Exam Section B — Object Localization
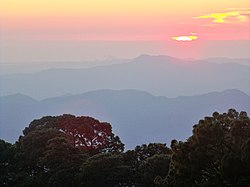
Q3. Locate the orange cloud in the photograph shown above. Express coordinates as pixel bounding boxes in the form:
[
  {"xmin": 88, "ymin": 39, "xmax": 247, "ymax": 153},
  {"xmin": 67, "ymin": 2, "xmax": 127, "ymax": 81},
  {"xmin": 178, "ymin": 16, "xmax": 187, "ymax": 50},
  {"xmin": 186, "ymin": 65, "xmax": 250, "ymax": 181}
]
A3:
[{"xmin": 195, "ymin": 10, "xmax": 250, "ymax": 23}]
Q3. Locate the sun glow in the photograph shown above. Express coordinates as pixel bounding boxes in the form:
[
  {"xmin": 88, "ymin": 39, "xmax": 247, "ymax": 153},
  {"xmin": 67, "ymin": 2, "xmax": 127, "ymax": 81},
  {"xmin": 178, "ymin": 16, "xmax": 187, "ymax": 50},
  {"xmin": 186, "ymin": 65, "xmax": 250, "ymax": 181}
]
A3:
[
  {"xmin": 172, "ymin": 35, "xmax": 198, "ymax": 42},
  {"xmin": 1, "ymin": 0, "xmax": 249, "ymax": 41}
]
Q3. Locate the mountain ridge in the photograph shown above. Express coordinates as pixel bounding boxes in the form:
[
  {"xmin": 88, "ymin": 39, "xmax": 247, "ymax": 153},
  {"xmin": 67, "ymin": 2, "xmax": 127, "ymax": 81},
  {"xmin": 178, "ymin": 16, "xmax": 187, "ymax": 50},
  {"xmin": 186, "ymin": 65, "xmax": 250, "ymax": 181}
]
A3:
[
  {"xmin": 1, "ymin": 89, "xmax": 249, "ymax": 149},
  {"xmin": 1, "ymin": 55, "xmax": 249, "ymax": 100}
]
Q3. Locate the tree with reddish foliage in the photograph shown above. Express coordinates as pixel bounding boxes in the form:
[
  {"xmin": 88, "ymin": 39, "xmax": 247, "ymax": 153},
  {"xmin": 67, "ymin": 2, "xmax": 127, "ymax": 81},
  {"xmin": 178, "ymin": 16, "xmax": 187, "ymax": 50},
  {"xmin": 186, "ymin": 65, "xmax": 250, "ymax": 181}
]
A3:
[
  {"xmin": 14, "ymin": 114, "xmax": 124, "ymax": 186},
  {"xmin": 23, "ymin": 114, "xmax": 124, "ymax": 153},
  {"xmin": 54, "ymin": 114, "xmax": 124, "ymax": 153}
]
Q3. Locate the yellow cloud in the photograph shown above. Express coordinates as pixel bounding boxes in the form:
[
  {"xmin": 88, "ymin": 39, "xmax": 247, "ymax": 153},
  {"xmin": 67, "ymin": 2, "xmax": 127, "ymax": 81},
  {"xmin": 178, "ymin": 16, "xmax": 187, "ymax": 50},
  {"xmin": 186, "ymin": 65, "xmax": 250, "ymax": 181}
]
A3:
[
  {"xmin": 195, "ymin": 10, "xmax": 250, "ymax": 23},
  {"xmin": 172, "ymin": 35, "xmax": 198, "ymax": 42}
]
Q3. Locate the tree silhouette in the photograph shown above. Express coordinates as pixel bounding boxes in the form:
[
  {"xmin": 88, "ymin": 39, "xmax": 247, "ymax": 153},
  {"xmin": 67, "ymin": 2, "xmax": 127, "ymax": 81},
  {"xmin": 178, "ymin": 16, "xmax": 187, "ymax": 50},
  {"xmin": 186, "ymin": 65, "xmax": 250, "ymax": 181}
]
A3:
[
  {"xmin": 23, "ymin": 114, "xmax": 124, "ymax": 153},
  {"xmin": 1, "ymin": 109, "xmax": 249, "ymax": 187},
  {"xmin": 123, "ymin": 143, "xmax": 172, "ymax": 186},
  {"xmin": 79, "ymin": 153, "xmax": 132, "ymax": 186},
  {"xmin": 156, "ymin": 109, "xmax": 250, "ymax": 187},
  {"xmin": 0, "ymin": 139, "xmax": 16, "ymax": 186},
  {"xmin": 138, "ymin": 154, "xmax": 171, "ymax": 186},
  {"xmin": 14, "ymin": 114, "xmax": 124, "ymax": 186}
]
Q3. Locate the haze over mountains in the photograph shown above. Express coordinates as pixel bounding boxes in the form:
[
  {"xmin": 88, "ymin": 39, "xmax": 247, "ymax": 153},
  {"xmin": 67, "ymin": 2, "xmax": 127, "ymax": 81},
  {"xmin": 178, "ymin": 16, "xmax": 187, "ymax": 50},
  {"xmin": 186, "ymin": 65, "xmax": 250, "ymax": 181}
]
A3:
[
  {"xmin": 1, "ymin": 89, "xmax": 249, "ymax": 149},
  {"xmin": 0, "ymin": 55, "xmax": 249, "ymax": 148},
  {"xmin": 0, "ymin": 55, "xmax": 249, "ymax": 100},
  {"xmin": 205, "ymin": 57, "xmax": 250, "ymax": 66}
]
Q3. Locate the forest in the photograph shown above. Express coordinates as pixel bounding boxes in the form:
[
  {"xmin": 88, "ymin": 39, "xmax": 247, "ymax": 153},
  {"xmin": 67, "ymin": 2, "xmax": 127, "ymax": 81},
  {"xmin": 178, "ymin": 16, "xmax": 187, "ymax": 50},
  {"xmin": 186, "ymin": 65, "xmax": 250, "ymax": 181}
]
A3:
[{"xmin": 0, "ymin": 108, "xmax": 250, "ymax": 187}]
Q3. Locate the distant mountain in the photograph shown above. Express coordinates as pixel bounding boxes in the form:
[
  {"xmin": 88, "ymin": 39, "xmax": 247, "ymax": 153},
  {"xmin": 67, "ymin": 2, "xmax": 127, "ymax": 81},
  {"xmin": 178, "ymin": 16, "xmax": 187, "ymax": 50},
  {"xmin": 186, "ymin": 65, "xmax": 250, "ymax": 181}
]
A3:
[
  {"xmin": 0, "ymin": 89, "xmax": 249, "ymax": 149},
  {"xmin": 205, "ymin": 57, "xmax": 250, "ymax": 66},
  {"xmin": 0, "ymin": 55, "xmax": 249, "ymax": 100}
]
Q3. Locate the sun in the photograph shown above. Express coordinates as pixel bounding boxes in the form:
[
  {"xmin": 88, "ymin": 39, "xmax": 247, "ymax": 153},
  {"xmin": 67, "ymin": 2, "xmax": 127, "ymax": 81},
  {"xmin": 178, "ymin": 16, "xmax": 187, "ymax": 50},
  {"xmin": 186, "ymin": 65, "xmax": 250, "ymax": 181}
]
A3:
[{"xmin": 172, "ymin": 33, "xmax": 198, "ymax": 42}]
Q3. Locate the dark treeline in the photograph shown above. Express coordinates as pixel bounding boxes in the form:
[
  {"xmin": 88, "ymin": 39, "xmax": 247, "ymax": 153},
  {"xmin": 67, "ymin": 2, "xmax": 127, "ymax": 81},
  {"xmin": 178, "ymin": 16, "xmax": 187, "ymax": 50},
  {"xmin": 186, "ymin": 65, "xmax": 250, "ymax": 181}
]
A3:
[{"xmin": 1, "ymin": 109, "xmax": 250, "ymax": 187}]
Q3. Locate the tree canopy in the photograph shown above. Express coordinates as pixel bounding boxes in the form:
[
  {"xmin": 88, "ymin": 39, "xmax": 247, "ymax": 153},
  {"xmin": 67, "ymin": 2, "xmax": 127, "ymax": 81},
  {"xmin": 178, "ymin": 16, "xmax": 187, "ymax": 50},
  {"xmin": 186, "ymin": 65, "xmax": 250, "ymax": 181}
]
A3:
[
  {"xmin": 22, "ymin": 114, "xmax": 124, "ymax": 153},
  {"xmin": 0, "ymin": 109, "xmax": 249, "ymax": 187},
  {"xmin": 156, "ymin": 109, "xmax": 250, "ymax": 187}
]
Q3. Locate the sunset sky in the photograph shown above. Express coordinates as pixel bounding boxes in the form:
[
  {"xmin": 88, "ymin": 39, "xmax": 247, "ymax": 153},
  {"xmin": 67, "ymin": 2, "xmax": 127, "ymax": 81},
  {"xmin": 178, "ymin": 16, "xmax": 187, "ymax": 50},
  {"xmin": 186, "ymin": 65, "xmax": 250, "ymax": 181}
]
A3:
[{"xmin": 0, "ymin": 0, "xmax": 249, "ymax": 72}]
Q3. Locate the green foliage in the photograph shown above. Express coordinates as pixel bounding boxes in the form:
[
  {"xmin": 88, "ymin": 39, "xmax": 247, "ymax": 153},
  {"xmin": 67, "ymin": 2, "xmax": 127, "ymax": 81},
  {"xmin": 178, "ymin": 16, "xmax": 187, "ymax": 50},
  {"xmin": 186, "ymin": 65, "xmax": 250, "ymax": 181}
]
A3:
[
  {"xmin": 0, "ymin": 139, "xmax": 16, "ymax": 186},
  {"xmin": 23, "ymin": 114, "xmax": 124, "ymax": 153},
  {"xmin": 41, "ymin": 137, "xmax": 88, "ymax": 170},
  {"xmin": 160, "ymin": 109, "xmax": 250, "ymax": 187},
  {"xmin": 123, "ymin": 143, "xmax": 172, "ymax": 186},
  {"xmin": 124, "ymin": 143, "xmax": 171, "ymax": 167},
  {"xmin": 1, "ymin": 109, "xmax": 249, "ymax": 187},
  {"xmin": 10, "ymin": 114, "xmax": 124, "ymax": 186},
  {"xmin": 16, "ymin": 128, "xmax": 62, "ymax": 172},
  {"xmin": 47, "ymin": 168, "xmax": 77, "ymax": 187},
  {"xmin": 138, "ymin": 154, "xmax": 171, "ymax": 186},
  {"xmin": 79, "ymin": 153, "xmax": 132, "ymax": 186}
]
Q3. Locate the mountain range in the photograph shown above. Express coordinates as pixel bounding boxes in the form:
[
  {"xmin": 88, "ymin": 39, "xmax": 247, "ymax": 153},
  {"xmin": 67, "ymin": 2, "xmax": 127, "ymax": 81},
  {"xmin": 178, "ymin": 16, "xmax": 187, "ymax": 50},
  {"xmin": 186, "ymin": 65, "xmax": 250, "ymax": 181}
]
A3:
[
  {"xmin": 1, "ymin": 89, "xmax": 249, "ymax": 149},
  {"xmin": 1, "ymin": 55, "xmax": 249, "ymax": 100}
]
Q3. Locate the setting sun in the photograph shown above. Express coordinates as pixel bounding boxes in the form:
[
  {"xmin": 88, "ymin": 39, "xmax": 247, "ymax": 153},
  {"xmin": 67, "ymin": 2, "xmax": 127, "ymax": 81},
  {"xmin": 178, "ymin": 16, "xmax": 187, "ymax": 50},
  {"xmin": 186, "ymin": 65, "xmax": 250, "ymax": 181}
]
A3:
[{"xmin": 172, "ymin": 35, "xmax": 198, "ymax": 42}]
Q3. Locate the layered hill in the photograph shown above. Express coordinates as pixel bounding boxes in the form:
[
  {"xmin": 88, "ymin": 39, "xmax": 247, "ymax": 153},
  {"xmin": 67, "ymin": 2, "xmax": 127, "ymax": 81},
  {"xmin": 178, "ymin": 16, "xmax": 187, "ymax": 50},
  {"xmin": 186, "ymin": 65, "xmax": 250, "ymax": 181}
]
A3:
[
  {"xmin": 1, "ymin": 89, "xmax": 249, "ymax": 149},
  {"xmin": 1, "ymin": 55, "xmax": 249, "ymax": 99}
]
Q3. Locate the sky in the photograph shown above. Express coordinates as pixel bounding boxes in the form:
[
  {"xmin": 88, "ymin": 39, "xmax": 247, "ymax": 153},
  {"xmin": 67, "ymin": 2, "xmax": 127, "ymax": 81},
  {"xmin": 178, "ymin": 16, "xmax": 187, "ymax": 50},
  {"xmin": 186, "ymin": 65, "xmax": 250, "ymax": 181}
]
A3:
[{"xmin": 0, "ymin": 0, "xmax": 250, "ymax": 73}]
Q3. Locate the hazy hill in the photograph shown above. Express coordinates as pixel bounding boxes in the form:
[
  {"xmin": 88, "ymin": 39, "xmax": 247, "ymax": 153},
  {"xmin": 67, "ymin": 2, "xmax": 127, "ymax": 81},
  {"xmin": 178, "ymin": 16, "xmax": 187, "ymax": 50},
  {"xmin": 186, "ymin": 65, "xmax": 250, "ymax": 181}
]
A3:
[
  {"xmin": 1, "ymin": 55, "xmax": 249, "ymax": 100},
  {"xmin": 0, "ymin": 89, "xmax": 249, "ymax": 149},
  {"xmin": 205, "ymin": 57, "xmax": 250, "ymax": 66}
]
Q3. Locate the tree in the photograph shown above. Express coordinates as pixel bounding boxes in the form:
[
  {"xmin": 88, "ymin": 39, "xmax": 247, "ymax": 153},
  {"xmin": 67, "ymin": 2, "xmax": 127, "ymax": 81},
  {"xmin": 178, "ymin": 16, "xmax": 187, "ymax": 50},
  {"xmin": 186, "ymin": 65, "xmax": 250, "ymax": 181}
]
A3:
[
  {"xmin": 138, "ymin": 154, "xmax": 171, "ymax": 186},
  {"xmin": 123, "ymin": 143, "xmax": 172, "ymax": 186},
  {"xmin": 41, "ymin": 136, "xmax": 88, "ymax": 170},
  {"xmin": 124, "ymin": 143, "xmax": 171, "ymax": 166},
  {"xmin": 0, "ymin": 139, "xmax": 16, "ymax": 186},
  {"xmin": 15, "ymin": 114, "xmax": 124, "ymax": 186},
  {"xmin": 79, "ymin": 153, "xmax": 132, "ymax": 187},
  {"xmin": 23, "ymin": 115, "xmax": 124, "ymax": 153},
  {"xmin": 157, "ymin": 109, "xmax": 250, "ymax": 187}
]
